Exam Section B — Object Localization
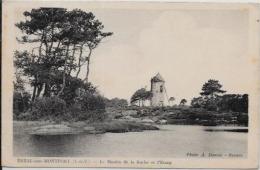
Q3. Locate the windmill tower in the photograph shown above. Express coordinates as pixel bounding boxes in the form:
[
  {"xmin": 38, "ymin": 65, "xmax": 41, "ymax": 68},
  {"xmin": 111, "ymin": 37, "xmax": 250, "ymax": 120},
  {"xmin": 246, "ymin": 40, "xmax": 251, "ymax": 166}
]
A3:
[{"xmin": 150, "ymin": 73, "xmax": 168, "ymax": 106}]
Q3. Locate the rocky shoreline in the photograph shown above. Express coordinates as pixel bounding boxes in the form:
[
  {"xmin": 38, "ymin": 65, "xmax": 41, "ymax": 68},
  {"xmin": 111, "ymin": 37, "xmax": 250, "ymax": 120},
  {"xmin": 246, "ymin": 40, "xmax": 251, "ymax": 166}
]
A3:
[
  {"xmin": 13, "ymin": 106, "xmax": 248, "ymax": 136},
  {"xmin": 14, "ymin": 120, "xmax": 159, "ymax": 136},
  {"xmin": 106, "ymin": 106, "xmax": 248, "ymax": 126}
]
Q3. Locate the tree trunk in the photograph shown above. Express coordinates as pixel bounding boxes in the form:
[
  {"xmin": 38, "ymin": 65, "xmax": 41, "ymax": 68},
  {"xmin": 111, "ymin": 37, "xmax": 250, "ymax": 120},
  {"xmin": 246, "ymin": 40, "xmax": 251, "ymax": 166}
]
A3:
[
  {"xmin": 83, "ymin": 47, "xmax": 92, "ymax": 83},
  {"xmin": 36, "ymin": 84, "xmax": 43, "ymax": 97},
  {"xmin": 43, "ymin": 83, "xmax": 50, "ymax": 97},
  {"xmin": 31, "ymin": 85, "xmax": 37, "ymax": 102},
  {"xmin": 57, "ymin": 43, "xmax": 70, "ymax": 97},
  {"xmin": 53, "ymin": 40, "xmax": 61, "ymax": 58},
  {"xmin": 68, "ymin": 44, "xmax": 76, "ymax": 75},
  {"xmin": 48, "ymin": 22, "xmax": 55, "ymax": 53},
  {"xmin": 76, "ymin": 44, "xmax": 84, "ymax": 78}
]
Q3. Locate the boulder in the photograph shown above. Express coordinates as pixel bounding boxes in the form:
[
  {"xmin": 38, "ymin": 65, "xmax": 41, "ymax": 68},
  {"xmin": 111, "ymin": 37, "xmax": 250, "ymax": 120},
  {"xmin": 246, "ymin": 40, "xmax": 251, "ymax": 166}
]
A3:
[
  {"xmin": 158, "ymin": 119, "xmax": 167, "ymax": 124},
  {"xmin": 141, "ymin": 118, "xmax": 155, "ymax": 124},
  {"xmin": 83, "ymin": 126, "xmax": 95, "ymax": 131},
  {"xmin": 29, "ymin": 124, "xmax": 83, "ymax": 135},
  {"xmin": 83, "ymin": 126, "xmax": 105, "ymax": 134},
  {"xmin": 121, "ymin": 115, "xmax": 139, "ymax": 121},
  {"xmin": 122, "ymin": 110, "xmax": 138, "ymax": 116}
]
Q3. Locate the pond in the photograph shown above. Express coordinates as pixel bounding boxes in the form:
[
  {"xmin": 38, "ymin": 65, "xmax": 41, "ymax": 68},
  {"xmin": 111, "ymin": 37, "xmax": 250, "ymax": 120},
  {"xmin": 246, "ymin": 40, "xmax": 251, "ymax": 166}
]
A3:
[{"xmin": 14, "ymin": 125, "xmax": 247, "ymax": 158}]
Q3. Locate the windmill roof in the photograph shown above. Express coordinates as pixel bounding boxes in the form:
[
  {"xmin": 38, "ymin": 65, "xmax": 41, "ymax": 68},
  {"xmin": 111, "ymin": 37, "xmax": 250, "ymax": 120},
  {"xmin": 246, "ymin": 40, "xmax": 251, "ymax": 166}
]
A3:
[{"xmin": 151, "ymin": 73, "xmax": 165, "ymax": 82}]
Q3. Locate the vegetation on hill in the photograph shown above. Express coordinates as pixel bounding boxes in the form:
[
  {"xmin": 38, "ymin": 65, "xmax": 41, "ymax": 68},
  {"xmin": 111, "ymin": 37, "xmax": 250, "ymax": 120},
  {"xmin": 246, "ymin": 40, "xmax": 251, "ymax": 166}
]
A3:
[
  {"xmin": 191, "ymin": 79, "xmax": 248, "ymax": 113},
  {"xmin": 13, "ymin": 8, "xmax": 112, "ymax": 122}
]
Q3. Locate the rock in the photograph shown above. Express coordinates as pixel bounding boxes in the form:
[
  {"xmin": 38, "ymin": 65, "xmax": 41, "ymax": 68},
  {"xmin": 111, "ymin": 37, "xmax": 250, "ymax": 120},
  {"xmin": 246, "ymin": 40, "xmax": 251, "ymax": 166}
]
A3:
[
  {"xmin": 83, "ymin": 126, "xmax": 105, "ymax": 134},
  {"xmin": 114, "ymin": 114, "xmax": 123, "ymax": 119},
  {"xmin": 141, "ymin": 118, "xmax": 154, "ymax": 123},
  {"xmin": 29, "ymin": 124, "xmax": 83, "ymax": 135},
  {"xmin": 88, "ymin": 130, "xmax": 105, "ymax": 134},
  {"xmin": 92, "ymin": 120, "xmax": 159, "ymax": 133},
  {"xmin": 122, "ymin": 110, "xmax": 138, "ymax": 116},
  {"xmin": 83, "ymin": 126, "xmax": 95, "ymax": 131},
  {"xmin": 69, "ymin": 121, "xmax": 87, "ymax": 128},
  {"xmin": 157, "ymin": 119, "xmax": 167, "ymax": 124},
  {"xmin": 121, "ymin": 115, "xmax": 139, "ymax": 121}
]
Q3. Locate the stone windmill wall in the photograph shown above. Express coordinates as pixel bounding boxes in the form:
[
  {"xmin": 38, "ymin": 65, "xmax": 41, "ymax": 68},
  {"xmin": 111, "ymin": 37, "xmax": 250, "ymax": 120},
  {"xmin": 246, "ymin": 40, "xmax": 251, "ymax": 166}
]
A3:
[{"xmin": 150, "ymin": 73, "xmax": 166, "ymax": 106}]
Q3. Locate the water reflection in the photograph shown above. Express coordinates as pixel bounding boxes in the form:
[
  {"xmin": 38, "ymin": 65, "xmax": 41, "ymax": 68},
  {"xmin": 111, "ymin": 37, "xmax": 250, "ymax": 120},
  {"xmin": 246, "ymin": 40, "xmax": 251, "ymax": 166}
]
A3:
[
  {"xmin": 14, "ymin": 125, "xmax": 247, "ymax": 157},
  {"xmin": 204, "ymin": 129, "xmax": 248, "ymax": 133}
]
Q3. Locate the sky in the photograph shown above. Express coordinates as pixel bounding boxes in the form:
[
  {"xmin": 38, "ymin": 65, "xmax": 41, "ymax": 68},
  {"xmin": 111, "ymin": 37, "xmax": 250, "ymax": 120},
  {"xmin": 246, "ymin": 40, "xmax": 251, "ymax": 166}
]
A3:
[{"xmin": 14, "ymin": 5, "xmax": 252, "ymax": 104}]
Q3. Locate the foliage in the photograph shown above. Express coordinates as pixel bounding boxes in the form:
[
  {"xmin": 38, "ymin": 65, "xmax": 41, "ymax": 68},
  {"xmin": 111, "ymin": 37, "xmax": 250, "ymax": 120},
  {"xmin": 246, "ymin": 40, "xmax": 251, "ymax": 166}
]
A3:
[
  {"xmin": 15, "ymin": 8, "xmax": 112, "ymax": 101},
  {"xmin": 192, "ymin": 79, "xmax": 248, "ymax": 113},
  {"xmin": 191, "ymin": 93, "xmax": 248, "ymax": 113},
  {"xmin": 203, "ymin": 97, "xmax": 220, "ymax": 111},
  {"xmin": 13, "ymin": 72, "xmax": 32, "ymax": 118},
  {"xmin": 13, "ymin": 91, "xmax": 31, "ymax": 118},
  {"xmin": 169, "ymin": 97, "xmax": 175, "ymax": 101},
  {"xmin": 197, "ymin": 79, "xmax": 225, "ymax": 111},
  {"xmin": 13, "ymin": 8, "xmax": 113, "ymax": 122},
  {"xmin": 200, "ymin": 79, "xmax": 226, "ymax": 97},
  {"xmin": 30, "ymin": 96, "xmax": 67, "ymax": 120},
  {"xmin": 217, "ymin": 94, "xmax": 248, "ymax": 113},
  {"xmin": 179, "ymin": 99, "xmax": 187, "ymax": 105},
  {"xmin": 105, "ymin": 98, "xmax": 128, "ymax": 108},
  {"xmin": 237, "ymin": 112, "xmax": 248, "ymax": 126},
  {"xmin": 76, "ymin": 92, "xmax": 106, "ymax": 111},
  {"xmin": 168, "ymin": 97, "xmax": 175, "ymax": 105},
  {"xmin": 130, "ymin": 88, "xmax": 152, "ymax": 106},
  {"xmin": 191, "ymin": 97, "xmax": 205, "ymax": 108},
  {"xmin": 13, "ymin": 73, "xmax": 25, "ymax": 92},
  {"xmin": 48, "ymin": 72, "xmax": 96, "ymax": 105}
]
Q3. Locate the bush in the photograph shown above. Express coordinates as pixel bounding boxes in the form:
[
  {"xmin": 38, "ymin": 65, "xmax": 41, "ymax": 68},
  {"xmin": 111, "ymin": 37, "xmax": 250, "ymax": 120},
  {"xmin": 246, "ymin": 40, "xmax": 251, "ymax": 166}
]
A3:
[
  {"xmin": 104, "ymin": 98, "xmax": 128, "ymax": 108},
  {"xmin": 31, "ymin": 96, "xmax": 66, "ymax": 120},
  {"xmin": 64, "ymin": 92, "xmax": 106, "ymax": 122},
  {"xmin": 237, "ymin": 113, "xmax": 248, "ymax": 126},
  {"xmin": 16, "ymin": 92, "xmax": 106, "ymax": 122},
  {"xmin": 67, "ymin": 109, "xmax": 106, "ymax": 122},
  {"xmin": 77, "ymin": 92, "xmax": 106, "ymax": 111},
  {"xmin": 13, "ymin": 91, "xmax": 31, "ymax": 119}
]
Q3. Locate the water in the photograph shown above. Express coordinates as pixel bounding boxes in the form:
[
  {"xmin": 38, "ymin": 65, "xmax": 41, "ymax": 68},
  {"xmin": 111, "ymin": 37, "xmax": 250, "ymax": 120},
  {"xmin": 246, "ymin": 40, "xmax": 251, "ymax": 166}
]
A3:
[{"xmin": 14, "ymin": 125, "xmax": 247, "ymax": 158}]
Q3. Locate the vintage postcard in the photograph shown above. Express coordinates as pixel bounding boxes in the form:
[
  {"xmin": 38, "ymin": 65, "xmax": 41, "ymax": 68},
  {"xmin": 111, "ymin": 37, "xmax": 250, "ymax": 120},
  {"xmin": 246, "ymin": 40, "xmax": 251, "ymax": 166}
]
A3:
[{"xmin": 2, "ymin": 1, "xmax": 260, "ymax": 168}]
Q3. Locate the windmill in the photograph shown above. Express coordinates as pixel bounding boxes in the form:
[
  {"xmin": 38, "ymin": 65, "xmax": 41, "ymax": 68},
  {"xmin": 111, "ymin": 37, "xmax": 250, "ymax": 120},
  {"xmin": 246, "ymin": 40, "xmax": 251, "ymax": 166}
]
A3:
[{"xmin": 150, "ymin": 73, "xmax": 170, "ymax": 106}]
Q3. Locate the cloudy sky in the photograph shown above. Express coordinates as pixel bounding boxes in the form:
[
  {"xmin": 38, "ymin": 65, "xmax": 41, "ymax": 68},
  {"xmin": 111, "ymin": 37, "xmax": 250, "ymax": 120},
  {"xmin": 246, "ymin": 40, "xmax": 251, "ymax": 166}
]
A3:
[{"xmin": 14, "ymin": 5, "xmax": 252, "ymax": 104}]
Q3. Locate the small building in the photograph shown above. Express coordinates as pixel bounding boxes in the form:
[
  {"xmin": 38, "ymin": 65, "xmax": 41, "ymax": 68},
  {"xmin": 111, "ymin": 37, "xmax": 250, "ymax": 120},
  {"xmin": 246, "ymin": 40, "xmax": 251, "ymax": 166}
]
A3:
[{"xmin": 150, "ymin": 73, "xmax": 167, "ymax": 107}]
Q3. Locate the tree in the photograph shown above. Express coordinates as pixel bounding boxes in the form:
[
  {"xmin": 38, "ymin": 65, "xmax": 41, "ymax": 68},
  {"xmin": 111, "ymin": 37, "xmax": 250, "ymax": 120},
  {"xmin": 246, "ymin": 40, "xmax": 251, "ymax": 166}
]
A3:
[
  {"xmin": 179, "ymin": 99, "xmax": 187, "ymax": 105},
  {"xmin": 217, "ymin": 94, "xmax": 248, "ymax": 113},
  {"xmin": 169, "ymin": 97, "xmax": 175, "ymax": 106},
  {"xmin": 13, "ymin": 71, "xmax": 31, "ymax": 115},
  {"xmin": 191, "ymin": 97, "xmax": 205, "ymax": 108},
  {"xmin": 15, "ymin": 8, "xmax": 112, "ymax": 101},
  {"xmin": 15, "ymin": 8, "xmax": 68, "ymax": 99},
  {"xmin": 130, "ymin": 88, "xmax": 152, "ymax": 106},
  {"xmin": 200, "ymin": 79, "xmax": 226, "ymax": 98},
  {"xmin": 14, "ymin": 72, "xmax": 25, "ymax": 93},
  {"xmin": 199, "ymin": 79, "xmax": 226, "ymax": 111}
]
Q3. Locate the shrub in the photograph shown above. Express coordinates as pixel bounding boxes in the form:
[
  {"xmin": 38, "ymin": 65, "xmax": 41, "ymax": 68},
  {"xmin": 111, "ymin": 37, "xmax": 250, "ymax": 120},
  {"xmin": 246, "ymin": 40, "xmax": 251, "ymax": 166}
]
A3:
[
  {"xmin": 77, "ymin": 92, "xmax": 106, "ymax": 111},
  {"xmin": 31, "ymin": 96, "xmax": 66, "ymax": 120},
  {"xmin": 16, "ymin": 91, "xmax": 107, "ymax": 122},
  {"xmin": 13, "ymin": 91, "xmax": 31, "ymax": 119},
  {"xmin": 64, "ymin": 92, "xmax": 106, "ymax": 122},
  {"xmin": 237, "ymin": 113, "xmax": 248, "ymax": 126},
  {"xmin": 104, "ymin": 98, "xmax": 128, "ymax": 108},
  {"xmin": 67, "ymin": 109, "xmax": 106, "ymax": 122}
]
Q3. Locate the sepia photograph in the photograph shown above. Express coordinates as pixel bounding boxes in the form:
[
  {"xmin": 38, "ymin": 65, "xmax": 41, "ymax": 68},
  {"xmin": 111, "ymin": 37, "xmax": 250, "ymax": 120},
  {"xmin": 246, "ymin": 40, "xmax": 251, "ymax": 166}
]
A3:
[{"xmin": 2, "ymin": 1, "xmax": 260, "ymax": 168}]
